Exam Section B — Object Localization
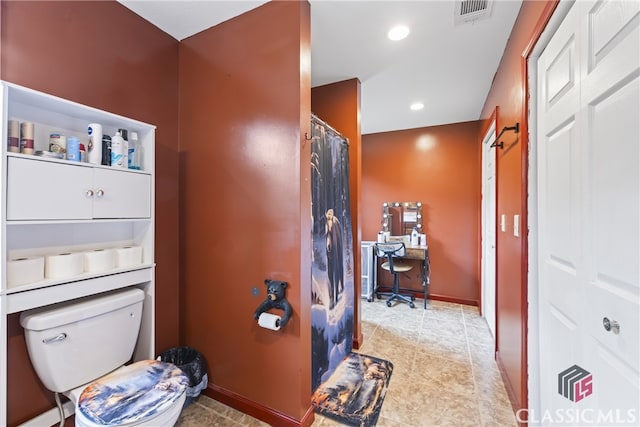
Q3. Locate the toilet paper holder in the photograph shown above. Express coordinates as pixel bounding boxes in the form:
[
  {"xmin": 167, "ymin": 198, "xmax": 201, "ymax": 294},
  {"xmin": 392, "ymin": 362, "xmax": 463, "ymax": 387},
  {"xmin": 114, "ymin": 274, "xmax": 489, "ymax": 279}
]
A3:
[{"xmin": 253, "ymin": 279, "xmax": 292, "ymax": 330}]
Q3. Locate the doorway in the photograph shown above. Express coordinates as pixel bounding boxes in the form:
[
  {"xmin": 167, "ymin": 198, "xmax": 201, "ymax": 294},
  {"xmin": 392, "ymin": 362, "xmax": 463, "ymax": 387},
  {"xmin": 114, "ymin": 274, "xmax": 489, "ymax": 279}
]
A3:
[{"xmin": 481, "ymin": 117, "xmax": 497, "ymax": 340}]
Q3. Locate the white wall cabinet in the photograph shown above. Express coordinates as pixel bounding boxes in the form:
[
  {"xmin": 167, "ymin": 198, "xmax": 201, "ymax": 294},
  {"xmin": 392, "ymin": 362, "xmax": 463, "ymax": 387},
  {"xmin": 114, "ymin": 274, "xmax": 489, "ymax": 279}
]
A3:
[
  {"xmin": 7, "ymin": 156, "xmax": 151, "ymax": 220},
  {"xmin": 0, "ymin": 81, "xmax": 156, "ymax": 426}
]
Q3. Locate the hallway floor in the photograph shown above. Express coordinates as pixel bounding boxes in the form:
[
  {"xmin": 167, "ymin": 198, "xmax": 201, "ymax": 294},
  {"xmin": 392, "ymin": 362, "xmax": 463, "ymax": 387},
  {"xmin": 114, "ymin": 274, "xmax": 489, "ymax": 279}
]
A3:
[{"xmin": 176, "ymin": 299, "xmax": 518, "ymax": 426}]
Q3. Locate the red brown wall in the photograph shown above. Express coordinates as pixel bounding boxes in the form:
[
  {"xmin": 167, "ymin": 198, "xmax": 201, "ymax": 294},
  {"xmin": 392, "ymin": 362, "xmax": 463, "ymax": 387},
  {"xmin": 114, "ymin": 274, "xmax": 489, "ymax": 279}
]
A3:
[
  {"xmin": 1, "ymin": 1, "xmax": 180, "ymax": 425},
  {"xmin": 178, "ymin": 1, "xmax": 312, "ymax": 424},
  {"xmin": 311, "ymin": 79, "xmax": 363, "ymax": 347},
  {"xmin": 479, "ymin": 0, "xmax": 557, "ymax": 417},
  {"xmin": 362, "ymin": 121, "xmax": 482, "ymax": 304}
]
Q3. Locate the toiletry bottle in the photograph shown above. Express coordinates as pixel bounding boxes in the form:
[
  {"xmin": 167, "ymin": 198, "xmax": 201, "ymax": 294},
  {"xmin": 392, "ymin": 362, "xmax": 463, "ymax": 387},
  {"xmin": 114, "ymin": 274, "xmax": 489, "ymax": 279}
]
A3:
[
  {"xmin": 110, "ymin": 131, "xmax": 125, "ymax": 167},
  {"xmin": 67, "ymin": 136, "xmax": 81, "ymax": 161},
  {"xmin": 118, "ymin": 128, "xmax": 129, "ymax": 169},
  {"xmin": 87, "ymin": 123, "xmax": 103, "ymax": 165},
  {"xmin": 101, "ymin": 135, "xmax": 112, "ymax": 166},
  {"xmin": 129, "ymin": 131, "xmax": 142, "ymax": 170},
  {"xmin": 411, "ymin": 227, "xmax": 419, "ymax": 246}
]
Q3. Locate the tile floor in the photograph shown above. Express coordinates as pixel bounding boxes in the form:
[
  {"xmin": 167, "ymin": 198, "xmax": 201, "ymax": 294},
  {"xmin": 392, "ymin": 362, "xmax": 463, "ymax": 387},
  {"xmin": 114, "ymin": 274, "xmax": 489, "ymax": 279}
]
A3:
[{"xmin": 176, "ymin": 299, "xmax": 518, "ymax": 426}]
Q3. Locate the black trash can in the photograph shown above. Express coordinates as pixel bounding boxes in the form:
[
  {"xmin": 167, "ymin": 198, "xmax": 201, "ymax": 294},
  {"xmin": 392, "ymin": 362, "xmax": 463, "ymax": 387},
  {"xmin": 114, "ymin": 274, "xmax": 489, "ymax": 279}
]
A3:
[{"xmin": 158, "ymin": 346, "xmax": 208, "ymax": 407}]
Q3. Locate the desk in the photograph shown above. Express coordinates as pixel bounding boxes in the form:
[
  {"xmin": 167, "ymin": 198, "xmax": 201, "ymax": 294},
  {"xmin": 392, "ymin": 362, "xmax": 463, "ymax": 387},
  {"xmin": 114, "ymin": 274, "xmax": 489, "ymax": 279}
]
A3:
[{"xmin": 374, "ymin": 244, "xmax": 430, "ymax": 309}]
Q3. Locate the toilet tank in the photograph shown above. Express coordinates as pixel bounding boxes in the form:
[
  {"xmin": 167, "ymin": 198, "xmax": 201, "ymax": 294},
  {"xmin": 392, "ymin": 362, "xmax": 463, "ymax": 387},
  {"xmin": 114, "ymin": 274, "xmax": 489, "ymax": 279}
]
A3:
[{"xmin": 20, "ymin": 287, "xmax": 145, "ymax": 393}]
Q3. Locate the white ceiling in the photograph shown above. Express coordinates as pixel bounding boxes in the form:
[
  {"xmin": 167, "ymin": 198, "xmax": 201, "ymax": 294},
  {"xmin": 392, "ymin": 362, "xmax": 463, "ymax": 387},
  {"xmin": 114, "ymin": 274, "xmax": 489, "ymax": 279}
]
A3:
[{"xmin": 118, "ymin": 0, "xmax": 522, "ymax": 135}]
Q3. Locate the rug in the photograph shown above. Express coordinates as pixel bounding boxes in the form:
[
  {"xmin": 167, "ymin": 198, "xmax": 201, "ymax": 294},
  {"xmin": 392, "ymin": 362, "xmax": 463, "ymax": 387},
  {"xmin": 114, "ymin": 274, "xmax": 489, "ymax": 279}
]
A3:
[{"xmin": 311, "ymin": 352, "xmax": 393, "ymax": 427}]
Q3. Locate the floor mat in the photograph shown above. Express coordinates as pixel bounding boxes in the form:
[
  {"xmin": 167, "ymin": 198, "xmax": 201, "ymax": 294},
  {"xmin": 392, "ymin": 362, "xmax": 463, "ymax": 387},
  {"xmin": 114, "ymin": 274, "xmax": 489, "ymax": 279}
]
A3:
[{"xmin": 311, "ymin": 352, "xmax": 393, "ymax": 426}]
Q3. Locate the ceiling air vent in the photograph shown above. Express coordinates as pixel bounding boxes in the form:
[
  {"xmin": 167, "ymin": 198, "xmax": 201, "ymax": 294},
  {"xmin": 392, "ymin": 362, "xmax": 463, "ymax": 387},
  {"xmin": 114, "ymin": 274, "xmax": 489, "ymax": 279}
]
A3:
[{"xmin": 454, "ymin": 0, "xmax": 493, "ymax": 25}]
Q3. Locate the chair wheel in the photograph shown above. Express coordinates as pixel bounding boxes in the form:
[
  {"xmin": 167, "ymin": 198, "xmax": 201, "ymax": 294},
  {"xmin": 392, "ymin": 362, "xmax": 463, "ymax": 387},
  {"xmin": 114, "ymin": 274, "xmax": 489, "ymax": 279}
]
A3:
[
  {"xmin": 411, "ymin": 296, "xmax": 416, "ymax": 301},
  {"xmin": 410, "ymin": 302, "xmax": 415, "ymax": 309},
  {"xmin": 386, "ymin": 301, "xmax": 392, "ymax": 307},
  {"xmin": 367, "ymin": 297, "xmax": 373, "ymax": 302},
  {"xmin": 376, "ymin": 294, "xmax": 381, "ymax": 299}
]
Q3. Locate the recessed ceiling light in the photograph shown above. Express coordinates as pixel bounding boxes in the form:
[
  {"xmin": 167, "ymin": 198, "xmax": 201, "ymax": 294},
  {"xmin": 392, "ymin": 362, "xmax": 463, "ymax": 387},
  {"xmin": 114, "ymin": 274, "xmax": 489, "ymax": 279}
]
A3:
[
  {"xmin": 387, "ymin": 25, "xmax": 410, "ymax": 41},
  {"xmin": 410, "ymin": 102, "xmax": 424, "ymax": 111}
]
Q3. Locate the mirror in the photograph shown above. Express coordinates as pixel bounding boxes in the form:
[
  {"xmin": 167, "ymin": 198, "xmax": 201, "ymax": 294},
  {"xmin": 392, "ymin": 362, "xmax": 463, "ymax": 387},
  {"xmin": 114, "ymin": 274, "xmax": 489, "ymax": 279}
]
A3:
[{"xmin": 381, "ymin": 202, "xmax": 423, "ymax": 235}]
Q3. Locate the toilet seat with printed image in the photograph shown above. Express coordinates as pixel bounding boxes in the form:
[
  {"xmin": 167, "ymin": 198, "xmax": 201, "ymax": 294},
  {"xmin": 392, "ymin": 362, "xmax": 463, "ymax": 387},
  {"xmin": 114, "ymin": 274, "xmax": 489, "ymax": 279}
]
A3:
[{"xmin": 76, "ymin": 360, "xmax": 188, "ymax": 426}]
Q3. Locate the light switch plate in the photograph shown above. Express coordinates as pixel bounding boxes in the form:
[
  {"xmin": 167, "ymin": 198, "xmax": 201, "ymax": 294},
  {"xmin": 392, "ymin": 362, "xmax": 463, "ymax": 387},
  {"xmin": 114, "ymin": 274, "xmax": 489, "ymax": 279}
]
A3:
[
  {"xmin": 501, "ymin": 214, "xmax": 506, "ymax": 232},
  {"xmin": 514, "ymin": 214, "xmax": 520, "ymax": 237}
]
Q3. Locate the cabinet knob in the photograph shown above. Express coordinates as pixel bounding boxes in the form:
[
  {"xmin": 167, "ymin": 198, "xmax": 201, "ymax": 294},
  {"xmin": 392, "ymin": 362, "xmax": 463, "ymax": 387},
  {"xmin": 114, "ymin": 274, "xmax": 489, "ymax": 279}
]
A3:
[
  {"xmin": 96, "ymin": 189, "xmax": 104, "ymax": 198},
  {"xmin": 85, "ymin": 189, "xmax": 94, "ymax": 198}
]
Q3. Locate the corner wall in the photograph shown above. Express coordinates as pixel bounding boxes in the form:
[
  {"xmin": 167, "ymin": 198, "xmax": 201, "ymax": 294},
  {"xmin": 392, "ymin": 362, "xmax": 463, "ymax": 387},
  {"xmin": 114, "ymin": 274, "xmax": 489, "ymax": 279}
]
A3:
[
  {"xmin": 178, "ymin": 1, "xmax": 312, "ymax": 424},
  {"xmin": 479, "ymin": 0, "xmax": 557, "ymax": 417},
  {"xmin": 362, "ymin": 121, "xmax": 482, "ymax": 304},
  {"xmin": 0, "ymin": 1, "xmax": 180, "ymax": 425}
]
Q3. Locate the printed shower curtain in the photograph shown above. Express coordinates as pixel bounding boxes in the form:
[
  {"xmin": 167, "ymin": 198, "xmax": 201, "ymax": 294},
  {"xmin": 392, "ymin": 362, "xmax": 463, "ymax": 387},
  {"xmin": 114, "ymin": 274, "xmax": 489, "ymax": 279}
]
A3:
[{"xmin": 310, "ymin": 114, "xmax": 354, "ymax": 392}]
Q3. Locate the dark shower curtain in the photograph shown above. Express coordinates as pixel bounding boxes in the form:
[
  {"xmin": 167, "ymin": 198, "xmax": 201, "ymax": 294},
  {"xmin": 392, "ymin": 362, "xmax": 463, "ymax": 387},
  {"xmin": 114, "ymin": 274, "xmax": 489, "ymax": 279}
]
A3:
[{"xmin": 310, "ymin": 114, "xmax": 354, "ymax": 392}]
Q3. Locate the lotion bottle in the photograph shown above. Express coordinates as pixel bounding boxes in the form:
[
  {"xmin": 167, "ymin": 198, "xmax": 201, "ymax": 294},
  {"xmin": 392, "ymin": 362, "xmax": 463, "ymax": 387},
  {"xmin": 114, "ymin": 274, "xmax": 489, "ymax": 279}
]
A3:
[
  {"xmin": 411, "ymin": 227, "xmax": 419, "ymax": 246},
  {"xmin": 110, "ymin": 131, "xmax": 125, "ymax": 167}
]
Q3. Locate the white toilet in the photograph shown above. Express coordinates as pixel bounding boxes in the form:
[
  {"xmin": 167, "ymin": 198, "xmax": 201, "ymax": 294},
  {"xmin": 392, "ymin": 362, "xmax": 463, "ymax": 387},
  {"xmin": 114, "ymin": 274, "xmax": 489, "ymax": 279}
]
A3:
[{"xmin": 20, "ymin": 287, "xmax": 188, "ymax": 427}]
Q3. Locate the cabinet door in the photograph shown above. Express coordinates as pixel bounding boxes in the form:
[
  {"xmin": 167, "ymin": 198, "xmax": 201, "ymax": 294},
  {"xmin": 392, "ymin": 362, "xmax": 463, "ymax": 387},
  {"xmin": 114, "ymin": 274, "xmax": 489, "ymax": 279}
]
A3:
[
  {"xmin": 6, "ymin": 157, "xmax": 93, "ymax": 220},
  {"xmin": 92, "ymin": 168, "xmax": 151, "ymax": 218}
]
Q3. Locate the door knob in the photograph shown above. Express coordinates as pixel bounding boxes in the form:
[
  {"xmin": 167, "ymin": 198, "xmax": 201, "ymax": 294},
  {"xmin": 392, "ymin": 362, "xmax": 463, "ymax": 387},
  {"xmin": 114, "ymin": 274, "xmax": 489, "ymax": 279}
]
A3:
[
  {"xmin": 602, "ymin": 317, "xmax": 620, "ymax": 334},
  {"xmin": 96, "ymin": 189, "xmax": 104, "ymax": 198},
  {"xmin": 85, "ymin": 189, "xmax": 94, "ymax": 198}
]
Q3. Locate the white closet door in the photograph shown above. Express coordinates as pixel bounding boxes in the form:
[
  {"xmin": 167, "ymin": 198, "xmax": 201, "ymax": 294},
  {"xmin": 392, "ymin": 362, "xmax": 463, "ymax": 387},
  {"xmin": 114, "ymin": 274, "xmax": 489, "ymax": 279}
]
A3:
[
  {"xmin": 579, "ymin": 0, "xmax": 639, "ymax": 418},
  {"xmin": 537, "ymin": 1, "xmax": 639, "ymax": 424}
]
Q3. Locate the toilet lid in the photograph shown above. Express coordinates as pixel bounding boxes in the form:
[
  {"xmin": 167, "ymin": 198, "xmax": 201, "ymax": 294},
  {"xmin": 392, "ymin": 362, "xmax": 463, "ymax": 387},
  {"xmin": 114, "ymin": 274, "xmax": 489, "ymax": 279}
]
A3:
[{"xmin": 77, "ymin": 360, "xmax": 189, "ymax": 426}]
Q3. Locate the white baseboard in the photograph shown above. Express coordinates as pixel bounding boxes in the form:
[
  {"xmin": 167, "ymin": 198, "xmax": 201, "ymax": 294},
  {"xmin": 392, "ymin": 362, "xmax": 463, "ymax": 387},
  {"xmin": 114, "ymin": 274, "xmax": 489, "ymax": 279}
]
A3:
[{"xmin": 18, "ymin": 400, "xmax": 74, "ymax": 427}]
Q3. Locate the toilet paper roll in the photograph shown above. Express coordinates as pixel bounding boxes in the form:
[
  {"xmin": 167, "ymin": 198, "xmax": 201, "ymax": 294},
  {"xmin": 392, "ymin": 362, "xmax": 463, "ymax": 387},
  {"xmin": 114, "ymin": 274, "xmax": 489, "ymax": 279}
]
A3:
[
  {"xmin": 258, "ymin": 312, "xmax": 281, "ymax": 331},
  {"xmin": 83, "ymin": 248, "xmax": 116, "ymax": 273},
  {"xmin": 45, "ymin": 252, "xmax": 84, "ymax": 279},
  {"xmin": 115, "ymin": 246, "xmax": 143, "ymax": 268},
  {"xmin": 7, "ymin": 256, "xmax": 45, "ymax": 288}
]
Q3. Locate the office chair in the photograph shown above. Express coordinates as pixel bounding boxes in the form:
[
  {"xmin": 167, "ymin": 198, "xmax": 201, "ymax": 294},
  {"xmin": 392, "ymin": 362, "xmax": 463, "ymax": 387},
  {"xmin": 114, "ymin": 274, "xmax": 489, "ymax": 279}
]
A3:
[{"xmin": 375, "ymin": 242, "xmax": 415, "ymax": 308}]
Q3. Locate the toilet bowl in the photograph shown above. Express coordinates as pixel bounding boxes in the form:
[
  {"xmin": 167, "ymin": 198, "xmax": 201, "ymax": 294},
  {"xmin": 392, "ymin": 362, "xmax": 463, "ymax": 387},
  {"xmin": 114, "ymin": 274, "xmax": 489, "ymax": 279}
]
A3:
[{"xmin": 20, "ymin": 288, "xmax": 189, "ymax": 426}]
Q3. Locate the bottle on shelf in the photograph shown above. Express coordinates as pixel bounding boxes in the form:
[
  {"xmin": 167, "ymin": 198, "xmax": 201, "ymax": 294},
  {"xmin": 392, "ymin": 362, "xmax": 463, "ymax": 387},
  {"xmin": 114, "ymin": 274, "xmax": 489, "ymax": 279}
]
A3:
[
  {"xmin": 101, "ymin": 135, "xmax": 112, "ymax": 166},
  {"xmin": 129, "ymin": 131, "xmax": 143, "ymax": 170},
  {"xmin": 67, "ymin": 136, "xmax": 81, "ymax": 161},
  {"xmin": 411, "ymin": 227, "xmax": 419, "ymax": 246},
  {"xmin": 118, "ymin": 128, "xmax": 129, "ymax": 169},
  {"xmin": 110, "ymin": 131, "xmax": 125, "ymax": 168}
]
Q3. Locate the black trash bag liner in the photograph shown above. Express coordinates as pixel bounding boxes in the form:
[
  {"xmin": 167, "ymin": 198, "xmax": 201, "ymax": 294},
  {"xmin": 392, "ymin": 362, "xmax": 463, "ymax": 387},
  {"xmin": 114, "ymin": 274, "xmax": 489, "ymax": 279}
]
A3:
[{"xmin": 158, "ymin": 346, "xmax": 208, "ymax": 407}]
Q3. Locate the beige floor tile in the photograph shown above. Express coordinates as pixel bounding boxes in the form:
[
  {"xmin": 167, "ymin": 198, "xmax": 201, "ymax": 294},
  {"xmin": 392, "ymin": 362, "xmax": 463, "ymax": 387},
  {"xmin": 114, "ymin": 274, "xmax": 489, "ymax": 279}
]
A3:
[
  {"xmin": 177, "ymin": 298, "xmax": 517, "ymax": 427},
  {"xmin": 176, "ymin": 401, "xmax": 241, "ymax": 426}
]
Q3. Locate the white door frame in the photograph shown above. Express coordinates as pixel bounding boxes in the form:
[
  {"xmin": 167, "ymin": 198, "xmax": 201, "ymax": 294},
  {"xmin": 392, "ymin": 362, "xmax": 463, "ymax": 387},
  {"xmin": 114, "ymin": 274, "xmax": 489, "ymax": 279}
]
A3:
[
  {"xmin": 526, "ymin": 0, "xmax": 579, "ymax": 421},
  {"xmin": 481, "ymin": 118, "xmax": 497, "ymax": 340}
]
